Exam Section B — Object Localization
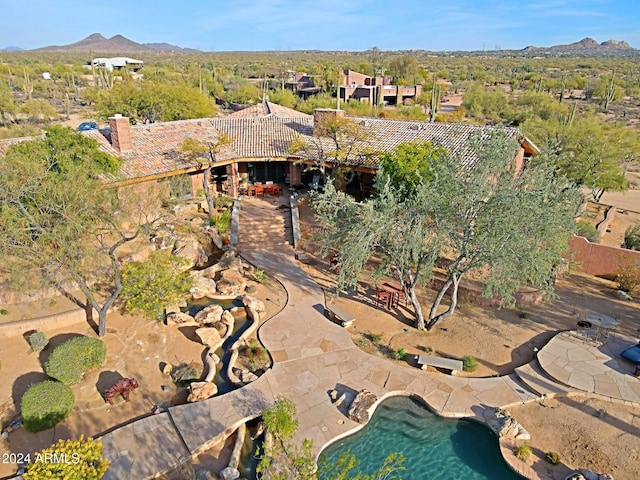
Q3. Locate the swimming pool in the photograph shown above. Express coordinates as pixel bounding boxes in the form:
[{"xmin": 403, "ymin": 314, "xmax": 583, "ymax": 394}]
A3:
[{"xmin": 319, "ymin": 396, "xmax": 524, "ymax": 479}]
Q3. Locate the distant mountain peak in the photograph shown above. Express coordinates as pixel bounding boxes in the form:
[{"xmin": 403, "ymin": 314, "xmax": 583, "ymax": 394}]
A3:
[
  {"xmin": 521, "ymin": 37, "xmax": 635, "ymax": 56},
  {"xmin": 33, "ymin": 33, "xmax": 200, "ymax": 53}
]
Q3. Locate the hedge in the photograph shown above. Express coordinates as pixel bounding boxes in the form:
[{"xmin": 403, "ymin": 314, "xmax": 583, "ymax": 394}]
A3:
[
  {"xmin": 21, "ymin": 380, "xmax": 74, "ymax": 432},
  {"xmin": 45, "ymin": 336, "xmax": 106, "ymax": 385}
]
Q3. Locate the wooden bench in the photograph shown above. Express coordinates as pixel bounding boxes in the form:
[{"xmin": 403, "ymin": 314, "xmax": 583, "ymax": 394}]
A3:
[
  {"xmin": 325, "ymin": 304, "xmax": 355, "ymax": 327},
  {"xmin": 416, "ymin": 354, "xmax": 463, "ymax": 374}
]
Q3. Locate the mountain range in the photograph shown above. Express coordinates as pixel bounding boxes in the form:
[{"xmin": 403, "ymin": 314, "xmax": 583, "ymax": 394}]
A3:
[
  {"xmin": 28, "ymin": 33, "xmax": 200, "ymax": 53},
  {"xmin": 2, "ymin": 34, "xmax": 638, "ymax": 56}
]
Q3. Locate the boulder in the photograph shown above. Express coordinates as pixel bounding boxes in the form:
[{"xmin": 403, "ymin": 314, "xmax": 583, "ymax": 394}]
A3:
[
  {"xmin": 242, "ymin": 295, "xmax": 265, "ymax": 313},
  {"xmin": 190, "ymin": 277, "xmax": 218, "ymax": 300},
  {"xmin": 515, "ymin": 425, "xmax": 530, "ymax": 441},
  {"xmin": 173, "ymin": 236, "xmax": 208, "ymax": 269},
  {"xmin": 565, "ymin": 474, "xmax": 586, "ymax": 480},
  {"xmin": 219, "ymin": 466, "xmax": 240, "ymax": 480},
  {"xmin": 497, "ymin": 416, "xmax": 519, "ymax": 438},
  {"xmin": 194, "ymin": 468, "xmax": 215, "ymax": 480},
  {"xmin": 616, "ymin": 290, "xmax": 632, "ymax": 301},
  {"xmin": 347, "ymin": 389, "xmax": 378, "ymax": 424},
  {"xmin": 221, "ymin": 310, "xmax": 236, "ymax": 326},
  {"xmin": 187, "ymin": 381, "xmax": 218, "ymax": 402},
  {"xmin": 330, "ymin": 389, "xmax": 339, "ymax": 402},
  {"xmin": 172, "ymin": 363, "xmax": 203, "ymax": 383},
  {"xmin": 196, "ymin": 327, "xmax": 222, "ymax": 348},
  {"xmin": 235, "ymin": 369, "xmax": 259, "ymax": 384},
  {"xmin": 217, "ymin": 270, "xmax": 247, "ymax": 295},
  {"xmin": 162, "ymin": 363, "xmax": 173, "ymax": 375},
  {"xmin": 195, "ymin": 304, "xmax": 224, "ymax": 325},
  {"xmin": 165, "ymin": 311, "xmax": 198, "ymax": 327}
]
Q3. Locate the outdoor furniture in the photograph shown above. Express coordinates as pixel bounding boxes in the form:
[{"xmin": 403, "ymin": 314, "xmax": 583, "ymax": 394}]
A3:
[
  {"xmin": 416, "ymin": 354, "xmax": 463, "ymax": 374},
  {"xmin": 325, "ymin": 304, "xmax": 355, "ymax": 327},
  {"xmin": 375, "ymin": 288, "xmax": 392, "ymax": 310},
  {"xmin": 248, "ymin": 185, "xmax": 265, "ymax": 198},
  {"xmin": 382, "ymin": 281, "xmax": 407, "ymax": 307},
  {"xmin": 620, "ymin": 343, "xmax": 640, "ymax": 377},
  {"xmin": 585, "ymin": 312, "xmax": 618, "ymax": 344}
]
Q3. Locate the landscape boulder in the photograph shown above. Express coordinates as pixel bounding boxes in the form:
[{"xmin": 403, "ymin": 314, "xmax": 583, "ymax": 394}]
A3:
[
  {"xmin": 219, "ymin": 466, "xmax": 240, "ymax": 480},
  {"xmin": 196, "ymin": 327, "xmax": 222, "ymax": 348},
  {"xmin": 347, "ymin": 389, "xmax": 378, "ymax": 424},
  {"xmin": 242, "ymin": 295, "xmax": 265, "ymax": 313},
  {"xmin": 187, "ymin": 381, "xmax": 218, "ymax": 402},
  {"xmin": 173, "ymin": 236, "xmax": 209, "ymax": 269},
  {"xmin": 165, "ymin": 311, "xmax": 198, "ymax": 327},
  {"xmin": 195, "ymin": 304, "xmax": 224, "ymax": 325},
  {"xmin": 217, "ymin": 269, "xmax": 247, "ymax": 295},
  {"xmin": 485, "ymin": 407, "xmax": 529, "ymax": 439},
  {"xmin": 190, "ymin": 276, "xmax": 218, "ymax": 300}
]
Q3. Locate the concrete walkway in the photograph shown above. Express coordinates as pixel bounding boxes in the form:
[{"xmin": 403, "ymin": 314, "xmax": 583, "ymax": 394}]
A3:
[{"xmin": 99, "ymin": 198, "xmax": 640, "ymax": 479}]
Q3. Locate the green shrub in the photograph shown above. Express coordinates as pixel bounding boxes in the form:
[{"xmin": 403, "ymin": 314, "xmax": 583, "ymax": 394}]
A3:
[
  {"xmin": 214, "ymin": 195, "xmax": 233, "ymax": 209},
  {"xmin": 28, "ymin": 331, "xmax": 49, "ymax": 352},
  {"xmin": 462, "ymin": 355, "xmax": 478, "ymax": 372},
  {"xmin": 213, "ymin": 210, "xmax": 232, "ymax": 235},
  {"xmin": 24, "ymin": 436, "xmax": 109, "ymax": 480},
  {"xmin": 616, "ymin": 260, "xmax": 640, "ymax": 293},
  {"xmin": 545, "ymin": 451, "xmax": 561, "ymax": 465},
  {"xmin": 624, "ymin": 223, "xmax": 640, "ymax": 251},
  {"xmin": 45, "ymin": 336, "xmax": 106, "ymax": 385},
  {"xmin": 0, "ymin": 309, "xmax": 7, "ymax": 315},
  {"xmin": 514, "ymin": 443, "xmax": 532, "ymax": 461},
  {"xmin": 369, "ymin": 332, "xmax": 383, "ymax": 344},
  {"xmin": 393, "ymin": 347, "xmax": 408, "ymax": 361},
  {"xmin": 575, "ymin": 220, "xmax": 600, "ymax": 243},
  {"xmin": 21, "ymin": 380, "xmax": 74, "ymax": 432},
  {"xmin": 253, "ymin": 268, "xmax": 268, "ymax": 285}
]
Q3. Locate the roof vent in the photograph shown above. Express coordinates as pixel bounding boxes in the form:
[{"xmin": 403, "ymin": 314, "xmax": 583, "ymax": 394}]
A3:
[{"xmin": 410, "ymin": 124, "xmax": 425, "ymax": 131}]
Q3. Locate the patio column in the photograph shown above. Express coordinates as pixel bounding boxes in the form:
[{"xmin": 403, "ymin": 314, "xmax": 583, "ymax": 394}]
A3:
[
  {"xmin": 289, "ymin": 162, "xmax": 302, "ymax": 186},
  {"xmin": 227, "ymin": 162, "xmax": 239, "ymax": 198}
]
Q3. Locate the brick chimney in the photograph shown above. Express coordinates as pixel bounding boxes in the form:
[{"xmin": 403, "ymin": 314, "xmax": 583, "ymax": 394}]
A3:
[
  {"xmin": 108, "ymin": 114, "xmax": 133, "ymax": 153},
  {"xmin": 312, "ymin": 108, "xmax": 345, "ymax": 136}
]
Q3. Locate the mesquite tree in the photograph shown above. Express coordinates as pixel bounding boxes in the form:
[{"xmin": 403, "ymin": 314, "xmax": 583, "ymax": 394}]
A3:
[{"xmin": 0, "ymin": 126, "xmax": 159, "ymax": 336}]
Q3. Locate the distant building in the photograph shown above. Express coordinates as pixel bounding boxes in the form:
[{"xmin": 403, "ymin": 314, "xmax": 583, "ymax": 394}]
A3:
[
  {"xmin": 85, "ymin": 57, "xmax": 144, "ymax": 72},
  {"xmin": 285, "ymin": 69, "xmax": 422, "ymax": 106},
  {"xmin": 339, "ymin": 70, "xmax": 422, "ymax": 106}
]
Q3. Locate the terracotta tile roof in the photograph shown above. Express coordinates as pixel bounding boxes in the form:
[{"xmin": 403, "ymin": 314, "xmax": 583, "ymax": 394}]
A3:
[
  {"xmin": 228, "ymin": 101, "xmax": 311, "ymax": 119},
  {"xmin": 298, "ymin": 116, "xmax": 522, "ymax": 169}
]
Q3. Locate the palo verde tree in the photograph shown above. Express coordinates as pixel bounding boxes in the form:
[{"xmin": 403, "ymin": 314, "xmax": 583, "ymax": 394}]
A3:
[
  {"xmin": 313, "ymin": 131, "xmax": 581, "ymax": 330},
  {"xmin": 178, "ymin": 133, "xmax": 233, "ymax": 218},
  {"xmin": 288, "ymin": 114, "xmax": 376, "ymax": 185},
  {"xmin": 0, "ymin": 126, "xmax": 159, "ymax": 336}
]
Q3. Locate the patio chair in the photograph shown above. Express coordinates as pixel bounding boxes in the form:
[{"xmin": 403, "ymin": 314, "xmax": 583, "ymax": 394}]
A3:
[
  {"xmin": 308, "ymin": 175, "xmax": 321, "ymax": 189},
  {"xmin": 375, "ymin": 288, "xmax": 392, "ymax": 310}
]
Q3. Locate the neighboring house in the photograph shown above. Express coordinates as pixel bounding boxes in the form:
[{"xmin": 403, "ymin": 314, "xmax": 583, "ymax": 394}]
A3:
[
  {"xmin": 340, "ymin": 69, "xmax": 422, "ymax": 106},
  {"xmin": 286, "ymin": 69, "xmax": 423, "ymax": 106},
  {"xmin": 0, "ymin": 102, "xmax": 538, "ymax": 202},
  {"xmin": 85, "ymin": 57, "xmax": 144, "ymax": 72}
]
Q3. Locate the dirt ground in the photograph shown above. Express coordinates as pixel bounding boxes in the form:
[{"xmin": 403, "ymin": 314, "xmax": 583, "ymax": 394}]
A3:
[{"xmin": 0, "ymin": 261, "xmax": 286, "ymax": 479}]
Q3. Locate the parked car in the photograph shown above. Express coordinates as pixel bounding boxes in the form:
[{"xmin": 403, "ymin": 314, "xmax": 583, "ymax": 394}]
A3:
[{"xmin": 77, "ymin": 121, "xmax": 99, "ymax": 131}]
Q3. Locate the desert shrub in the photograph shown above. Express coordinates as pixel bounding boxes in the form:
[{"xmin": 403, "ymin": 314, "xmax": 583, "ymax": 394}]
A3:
[
  {"xmin": 171, "ymin": 362, "xmax": 203, "ymax": 384},
  {"xmin": 28, "ymin": 331, "xmax": 49, "ymax": 352},
  {"xmin": 616, "ymin": 260, "xmax": 640, "ymax": 293},
  {"xmin": 545, "ymin": 451, "xmax": 561, "ymax": 465},
  {"xmin": 121, "ymin": 250, "xmax": 193, "ymax": 321},
  {"xmin": 213, "ymin": 210, "xmax": 232, "ymax": 234},
  {"xmin": 21, "ymin": 381, "xmax": 74, "ymax": 432},
  {"xmin": 462, "ymin": 355, "xmax": 478, "ymax": 372},
  {"xmin": 214, "ymin": 195, "xmax": 234, "ymax": 209},
  {"xmin": 514, "ymin": 443, "xmax": 532, "ymax": 461},
  {"xmin": 245, "ymin": 339, "xmax": 269, "ymax": 372},
  {"xmin": 369, "ymin": 332, "xmax": 383, "ymax": 344},
  {"xmin": 0, "ymin": 309, "xmax": 7, "ymax": 315},
  {"xmin": 624, "ymin": 223, "xmax": 640, "ymax": 251},
  {"xmin": 393, "ymin": 347, "xmax": 408, "ymax": 361},
  {"xmin": 24, "ymin": 435, "xmax": 109, "ymax": 480},
  {"xmin": 252, "ymin": 268, "xmax": 268, "ymax": 285},
  {"xmin": 575, "ymin": 220, "xmax": 600, "ymax": 243},
  {"xmin": 45, "ymin": 336, "xmax": 106, "ymax": 385}
]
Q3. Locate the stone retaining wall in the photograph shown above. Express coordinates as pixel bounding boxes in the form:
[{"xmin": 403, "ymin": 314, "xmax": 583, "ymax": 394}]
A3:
[{"xmin": 0, "ymin": 307, "xmax": 90, "ymax": 338}]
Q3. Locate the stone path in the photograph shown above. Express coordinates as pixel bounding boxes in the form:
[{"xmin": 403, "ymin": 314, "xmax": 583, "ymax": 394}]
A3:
[{"xmin": 99, "ymin": 197, "xmax": 640, "ymax": 480}]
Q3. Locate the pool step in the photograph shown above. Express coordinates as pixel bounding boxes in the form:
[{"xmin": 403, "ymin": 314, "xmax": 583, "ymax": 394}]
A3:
[{"xmin": 514, "ymin": 360, "xmax": 580, "ymax": 398}]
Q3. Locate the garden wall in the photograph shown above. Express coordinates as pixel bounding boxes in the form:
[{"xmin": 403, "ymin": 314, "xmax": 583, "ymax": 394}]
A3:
[
  {"xmin": 0, "ymin": 307, "xmax": 91, "ymax": 338},
  {"xmin": 568, "ymin": 235, "xmax": 640, "ymax": 278}
]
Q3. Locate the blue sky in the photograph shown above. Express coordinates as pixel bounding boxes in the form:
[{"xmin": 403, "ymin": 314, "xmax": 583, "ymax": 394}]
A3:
[{"xmin": 2, "ymin": 0, "xmax": 639, "ymax": 51}]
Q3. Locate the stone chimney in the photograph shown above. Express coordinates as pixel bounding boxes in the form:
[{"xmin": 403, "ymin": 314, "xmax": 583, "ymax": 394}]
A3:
[
  {"xmin": 313, "ymin": 108, "xmax": 345, "ymax": 136},
  {"xmin": 108, "ymin": 114, "xmax": 133, "ymax": 153}
]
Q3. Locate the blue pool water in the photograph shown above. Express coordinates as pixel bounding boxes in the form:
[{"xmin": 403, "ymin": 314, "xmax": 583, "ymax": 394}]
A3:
[{"xmin": 319, "ymin": 396, "xmax": 523, "ymax": 480}]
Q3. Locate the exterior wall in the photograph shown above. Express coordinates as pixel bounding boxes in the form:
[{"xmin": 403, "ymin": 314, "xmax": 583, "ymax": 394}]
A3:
[
  {"xmin": 227, "ymin": 162, "xmax": 239, "ymax": 198},
  {"xmin": 289, "ymin": 163, "xmax": 302, "ymax": 186},
  {"xmin": 513, "ymin": 147, "xmax": 526, "ymax": 173},
  {"xmin": 568, "ymin": 235, "xmax": 640, "ymax": 278},
  {"xmin": 191, "ymin": 172, "xmax": 204, "ymax": 196}
]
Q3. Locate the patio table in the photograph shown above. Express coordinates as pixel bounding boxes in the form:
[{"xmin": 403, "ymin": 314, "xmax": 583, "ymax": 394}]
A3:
[{"xmin": 585, "ymin": 312, "xmax": 618, "ymax": 343}]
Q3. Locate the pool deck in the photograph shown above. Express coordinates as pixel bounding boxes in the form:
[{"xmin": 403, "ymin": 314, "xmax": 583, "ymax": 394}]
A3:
[{"xmin": 98, "ymin": 199, "xmax": 640, "ymax": 480}]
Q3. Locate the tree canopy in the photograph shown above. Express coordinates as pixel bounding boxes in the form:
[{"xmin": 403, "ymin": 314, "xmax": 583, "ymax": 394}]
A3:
[
  {"xmin": 0, "ymin": 126, "xmax": 157, "ymax": 336},
  {"xmin": 312, "ymin": 132, "xmax": 581, "ymax": 330}
]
